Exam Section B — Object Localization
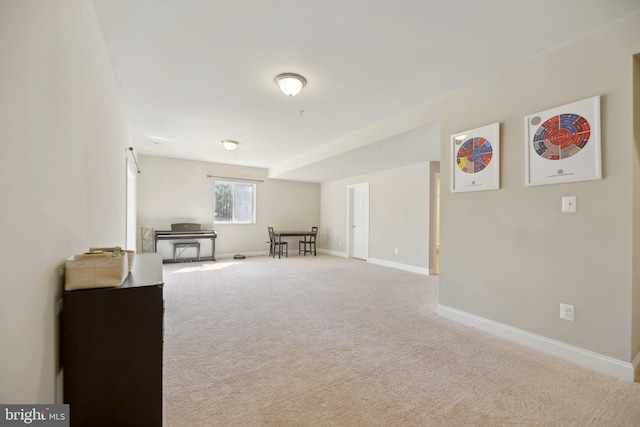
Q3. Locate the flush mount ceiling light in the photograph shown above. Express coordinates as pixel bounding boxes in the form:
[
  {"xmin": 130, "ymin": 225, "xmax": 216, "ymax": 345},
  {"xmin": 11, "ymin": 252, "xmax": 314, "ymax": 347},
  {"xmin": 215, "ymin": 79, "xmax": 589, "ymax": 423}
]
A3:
[
  {"xmin": 221, "ymin": 140, "xmax": 239, "ymax": 151},
  {"xmin": 275, "ymin": 73, "xmax": 307, "ymax": 97}
]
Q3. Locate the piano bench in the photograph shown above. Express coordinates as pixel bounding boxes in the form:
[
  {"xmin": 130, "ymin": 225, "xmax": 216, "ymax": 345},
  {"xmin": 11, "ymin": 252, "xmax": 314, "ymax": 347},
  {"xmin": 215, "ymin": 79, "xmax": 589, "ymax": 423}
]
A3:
[{"xmin": 173, "ymin": 241, "xmax": 201, "ymax": 262}]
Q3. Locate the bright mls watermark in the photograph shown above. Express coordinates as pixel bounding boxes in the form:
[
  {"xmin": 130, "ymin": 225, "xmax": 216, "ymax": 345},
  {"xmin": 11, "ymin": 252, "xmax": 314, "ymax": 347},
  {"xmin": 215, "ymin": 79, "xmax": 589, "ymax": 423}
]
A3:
[{"xmin": 0, "ymin": 405, "xmax": 69, "ymax": 426}]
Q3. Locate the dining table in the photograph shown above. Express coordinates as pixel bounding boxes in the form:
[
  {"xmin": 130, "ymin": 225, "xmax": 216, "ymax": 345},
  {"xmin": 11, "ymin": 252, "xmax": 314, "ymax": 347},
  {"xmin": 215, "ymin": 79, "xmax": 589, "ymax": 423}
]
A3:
[{"xmin": 273, "ymin": 230, "xmax": 317, "ymax": 259}]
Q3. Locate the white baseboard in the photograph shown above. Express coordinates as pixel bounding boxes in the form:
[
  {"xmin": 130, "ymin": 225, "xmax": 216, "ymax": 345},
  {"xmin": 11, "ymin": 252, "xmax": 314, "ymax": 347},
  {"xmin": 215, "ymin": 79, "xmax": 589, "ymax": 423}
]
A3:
[
  {"xmin": 318, "ymin": 248, "xmax": 348, "ymax": 258},
  {"xmin": 436, "ymin": 304, "xmax": 635, "ymax": 382},
  {"xmin": 314, "ymin": 251, "xmax": 431, "ymax": 275},
  {"xmin": 367, "ymin": 258, "xmax": 430, "ymax": 275}
]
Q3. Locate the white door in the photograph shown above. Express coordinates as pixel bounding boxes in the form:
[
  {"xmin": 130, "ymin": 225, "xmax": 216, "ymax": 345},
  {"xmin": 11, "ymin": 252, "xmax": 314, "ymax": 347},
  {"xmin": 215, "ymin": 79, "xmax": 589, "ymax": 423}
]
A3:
[
  {"xmin": 126, "ymin": 159, "xmax": 137, "ymax": 252},
  {"xmin": 349, "ymin": 183, "xmax": 369, "ymax": 260}
]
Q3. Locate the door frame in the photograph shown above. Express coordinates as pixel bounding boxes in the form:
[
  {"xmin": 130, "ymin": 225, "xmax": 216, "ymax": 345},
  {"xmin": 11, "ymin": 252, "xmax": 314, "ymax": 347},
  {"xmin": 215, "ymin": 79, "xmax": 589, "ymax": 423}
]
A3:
[
  {"xmin": 347, "ymin": 182, "xmax": 370, "ymax": 260},
  {"xmin": 125, "ymin": 157, "xmax": 137, "ymax": 252},
  {"xmin": 434, "ymin": 172, "xmax": 440, "ymax": 275}
]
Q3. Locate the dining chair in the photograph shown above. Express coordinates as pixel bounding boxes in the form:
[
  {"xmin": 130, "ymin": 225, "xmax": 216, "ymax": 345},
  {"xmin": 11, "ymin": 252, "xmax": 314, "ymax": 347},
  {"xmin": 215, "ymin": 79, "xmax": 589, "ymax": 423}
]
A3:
[
  {"xmin": 268, "ymin": 227, "xmax": 288, "ymax": 258},
  {"xmin": 299, "ymin": 226, "xmax": 318, "ymax": 256}
]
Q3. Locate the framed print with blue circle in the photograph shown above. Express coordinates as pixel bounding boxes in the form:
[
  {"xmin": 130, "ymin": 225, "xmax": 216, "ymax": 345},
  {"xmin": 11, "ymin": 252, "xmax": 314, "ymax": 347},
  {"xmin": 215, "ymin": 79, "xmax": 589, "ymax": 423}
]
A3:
[
  {"xmin": 451, "ymin": 123, "xmax": 500, "ymax": 193},
  {"xmin": 524, "ymin": 96, "xmax": 601, "ymax": 186}
]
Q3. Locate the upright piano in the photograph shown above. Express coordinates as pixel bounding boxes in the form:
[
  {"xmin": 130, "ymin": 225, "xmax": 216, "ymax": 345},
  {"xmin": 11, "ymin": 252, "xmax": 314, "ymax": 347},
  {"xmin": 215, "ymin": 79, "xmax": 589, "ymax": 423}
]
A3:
[{"xmin": 154, "ymin": 229, "xmax": 217, "ymax": 263}]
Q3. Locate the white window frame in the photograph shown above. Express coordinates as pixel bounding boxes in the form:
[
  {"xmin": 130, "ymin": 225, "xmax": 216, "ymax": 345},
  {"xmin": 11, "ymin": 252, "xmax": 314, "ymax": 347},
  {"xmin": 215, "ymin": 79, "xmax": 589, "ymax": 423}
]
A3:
[{"xmin": 213, "ymin": 180, "xmax": 256, "ymax": 224}]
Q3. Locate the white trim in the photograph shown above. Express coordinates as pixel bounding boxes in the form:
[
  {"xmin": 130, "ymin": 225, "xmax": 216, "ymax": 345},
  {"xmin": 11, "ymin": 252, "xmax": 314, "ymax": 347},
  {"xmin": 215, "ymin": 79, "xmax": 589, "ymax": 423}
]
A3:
[
  {"xmin": 319, "ymin": 248, "xmax": 348, "ymax": 258},
  {"xmin": 436, "ymin": 304, "xmax": 635, "ymax": 382},
  {"xmin": 368, "ymin": 258, "xmax": 430, "ymax": 275}
]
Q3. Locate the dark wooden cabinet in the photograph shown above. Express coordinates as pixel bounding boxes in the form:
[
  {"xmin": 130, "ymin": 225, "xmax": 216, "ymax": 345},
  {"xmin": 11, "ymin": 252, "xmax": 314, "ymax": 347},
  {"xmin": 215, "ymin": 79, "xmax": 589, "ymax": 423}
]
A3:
[{"xmin": 62, "ymin": 253, "xmax": 164, "ymax": 427}]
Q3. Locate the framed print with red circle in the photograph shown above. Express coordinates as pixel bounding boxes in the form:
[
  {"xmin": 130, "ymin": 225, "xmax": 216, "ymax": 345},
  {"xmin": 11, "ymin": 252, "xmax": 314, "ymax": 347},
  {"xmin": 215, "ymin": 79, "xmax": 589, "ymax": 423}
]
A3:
[{"xmin": 524, "ymin": 96, "xmax": 601, "ymax": 186}]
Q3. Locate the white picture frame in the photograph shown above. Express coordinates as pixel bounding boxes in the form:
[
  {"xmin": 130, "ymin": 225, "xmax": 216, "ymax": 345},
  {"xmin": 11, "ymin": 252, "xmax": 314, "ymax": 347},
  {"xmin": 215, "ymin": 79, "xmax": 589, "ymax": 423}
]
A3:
[
  {"xmin": 451, "ymin": 122, "xmax": 500, "ymax": 193},
  {"xmin": 524, "ymin": 96, "xmax": 601, "ymax": 186}
]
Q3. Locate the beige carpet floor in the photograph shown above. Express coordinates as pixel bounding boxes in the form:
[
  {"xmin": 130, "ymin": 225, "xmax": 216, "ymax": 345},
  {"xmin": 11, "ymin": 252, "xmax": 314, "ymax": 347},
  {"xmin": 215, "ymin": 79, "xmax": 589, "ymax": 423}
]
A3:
[{"xmin": 162, "ymin": 254, "xmax": 640, "ymax": 426}]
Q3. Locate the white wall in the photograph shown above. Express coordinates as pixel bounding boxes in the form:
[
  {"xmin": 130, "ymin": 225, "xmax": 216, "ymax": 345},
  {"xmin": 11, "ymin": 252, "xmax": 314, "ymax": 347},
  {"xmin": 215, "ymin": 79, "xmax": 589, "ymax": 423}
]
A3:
[
  {"xmin": 137, "ymin": 155, "xmax": 320, "ymax": 258},
  {"xmin": 0, "ymin": 0, "xmax": 129, "ymax": 402},
  {"xmin": 437, "ymin": 13, "xmax": 640, "ymax": 369},
  {"xmin": 321, "ymin": 162, "xmax": 435, "ymax": 274},
  {"xmin": 319, "ymin": 11, "xmax": 640, "ymax": 379}
]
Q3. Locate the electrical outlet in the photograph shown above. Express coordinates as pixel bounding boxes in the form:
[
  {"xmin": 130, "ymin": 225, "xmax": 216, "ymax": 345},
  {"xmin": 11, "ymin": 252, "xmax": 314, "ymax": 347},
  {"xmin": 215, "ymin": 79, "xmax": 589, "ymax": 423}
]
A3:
[
  {"xmin": 338, "ymin": 240, "xmax": 342, "ymax": 247},
  {"xmin": 394, "ymin": 248, "xmax": 399, "ymax": 255},
  {"xmin": 560, "ymin": 303, "xmax": 574, "ymax": 321}
]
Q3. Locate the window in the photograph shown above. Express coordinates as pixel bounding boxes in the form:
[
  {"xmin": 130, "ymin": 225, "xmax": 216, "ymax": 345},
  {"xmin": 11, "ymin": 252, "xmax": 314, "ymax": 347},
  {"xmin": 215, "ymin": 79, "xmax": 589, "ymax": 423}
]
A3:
[{"xmin": 214, "ymin": 181, "xmax": 256, "ymax": 224}]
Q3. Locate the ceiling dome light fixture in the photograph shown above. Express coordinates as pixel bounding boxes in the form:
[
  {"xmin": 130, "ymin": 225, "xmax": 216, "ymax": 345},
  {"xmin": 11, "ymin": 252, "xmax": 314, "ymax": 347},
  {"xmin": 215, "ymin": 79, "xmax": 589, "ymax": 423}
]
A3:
[
  {"xmin": 221, "ymin": 140, "xmax": 239, "ymax": 151},
  {"xmin": 275, "ymin": 73, "xmax": 307, "ymax": 97}
]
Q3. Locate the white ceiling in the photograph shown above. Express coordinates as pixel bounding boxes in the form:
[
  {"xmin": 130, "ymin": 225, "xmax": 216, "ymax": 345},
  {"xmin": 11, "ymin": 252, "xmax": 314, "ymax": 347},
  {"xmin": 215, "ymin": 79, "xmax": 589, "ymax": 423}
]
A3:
[{"xmin": 93, "ymin": 0, "xmax": 640, "ymax": 183}]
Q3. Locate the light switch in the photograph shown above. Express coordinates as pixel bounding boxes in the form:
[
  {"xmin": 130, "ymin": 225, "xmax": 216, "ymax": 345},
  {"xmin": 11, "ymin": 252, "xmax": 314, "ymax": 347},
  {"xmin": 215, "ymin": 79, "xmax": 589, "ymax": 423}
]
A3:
[{"xmin": 562, "ymin": 196, "xmax": 576, "ymax": 213}]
